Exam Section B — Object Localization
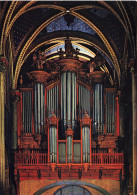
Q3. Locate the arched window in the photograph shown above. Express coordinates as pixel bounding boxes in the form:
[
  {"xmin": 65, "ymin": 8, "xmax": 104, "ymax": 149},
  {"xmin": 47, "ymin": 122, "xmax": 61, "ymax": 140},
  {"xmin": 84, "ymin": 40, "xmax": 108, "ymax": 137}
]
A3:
[{"xmin": 54, "ymin": 185, "xmax": 92, "ymax": 195}]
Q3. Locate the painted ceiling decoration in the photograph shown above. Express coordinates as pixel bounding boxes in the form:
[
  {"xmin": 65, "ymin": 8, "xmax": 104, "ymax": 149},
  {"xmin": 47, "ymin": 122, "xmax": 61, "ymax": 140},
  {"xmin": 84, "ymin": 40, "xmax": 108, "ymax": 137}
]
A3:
[{"xmin": 0, "ymin": 1, "xmax": 135, "ymax": 90}]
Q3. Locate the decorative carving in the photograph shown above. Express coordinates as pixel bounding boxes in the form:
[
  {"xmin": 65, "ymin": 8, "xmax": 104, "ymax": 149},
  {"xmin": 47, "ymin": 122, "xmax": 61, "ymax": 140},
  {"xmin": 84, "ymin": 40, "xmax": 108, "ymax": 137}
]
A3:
[
  {"xmin": 65, "ymin": 37, "xmax": 75, "ymax": 58},
  {"xmin": 32, "ymin": 51, "xmax": 49, "ymax": 71},
  {"xmin": 58, "ymin": 58, "xmax": 82, "ymax": 72},
  {"xmin": 27, "ymin": 70, "xmax": 50, "ymax": 84},
  {"xmin": 89, "ymin": 70, "xmax": 105, "ymax": 83},
  {"xmin": 58, "ymin": 48, "xmax": 64, "ymax": 60}
]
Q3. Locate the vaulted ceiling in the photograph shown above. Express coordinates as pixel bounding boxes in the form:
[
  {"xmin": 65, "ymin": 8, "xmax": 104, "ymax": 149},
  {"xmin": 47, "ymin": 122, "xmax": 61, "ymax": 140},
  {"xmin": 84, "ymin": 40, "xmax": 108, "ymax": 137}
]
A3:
[{"xmin": 0, "ymin": 1, "xmax": 136, "ymax": 89}]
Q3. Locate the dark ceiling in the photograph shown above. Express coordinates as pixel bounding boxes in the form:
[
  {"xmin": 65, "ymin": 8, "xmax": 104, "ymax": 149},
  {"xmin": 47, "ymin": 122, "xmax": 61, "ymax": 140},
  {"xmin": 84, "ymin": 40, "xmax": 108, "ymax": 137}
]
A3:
[{"xmin": 0, "ymin": 1, "xmax": 136, "ymax": 89}]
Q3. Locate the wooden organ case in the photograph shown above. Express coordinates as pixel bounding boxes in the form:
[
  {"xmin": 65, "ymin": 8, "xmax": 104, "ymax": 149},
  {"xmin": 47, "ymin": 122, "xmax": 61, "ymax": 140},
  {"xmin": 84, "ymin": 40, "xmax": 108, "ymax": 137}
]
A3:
[{"xmin": 13, "ymin": 39, "xmax": 124, "ymax": 187}]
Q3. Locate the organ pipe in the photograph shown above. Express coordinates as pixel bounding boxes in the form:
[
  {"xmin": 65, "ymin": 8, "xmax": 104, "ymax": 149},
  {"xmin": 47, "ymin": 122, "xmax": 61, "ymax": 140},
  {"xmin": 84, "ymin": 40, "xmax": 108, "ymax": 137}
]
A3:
[
  {"xmin": 67, "ymin": 136, "xmax": 72, "ymax": 163},
  {"xmin": 49, "ymin": 113, "xmax": 57, "ymax": 163},
  {"xmin": 34, "ymin": 83, "xmax": 45, "ymax": 134},
  {"xmin": 106, "ymin": 92, "xmax": 115, "ymax": 134},
  {"xmin": 47, "ymin": 85, "xmax": 59, "ymax": 118},
  {"xmin": 78, "ymin": 84, "xmax": 91, "ymax": 118},
  {"xmin": 82, "ymin": 126, "xmax": 90, "ymax": 163},
  {"xmin": 93, "ymin": 84, "xmax": 104, "ymax": 134},
  {"xmin": 61, "ymin": 72, "xmax": 76, "ymax": 131},
  {"xmin": 22, "ymin": 91, "xmax": 32, "ymax": 134},
  {"xmin": 65, "ymin": 127, "xmax": 73, "ymax": 163},
  {"xmin": 82, "ymin": 113, "xmax": 91, "ymax": 163}
]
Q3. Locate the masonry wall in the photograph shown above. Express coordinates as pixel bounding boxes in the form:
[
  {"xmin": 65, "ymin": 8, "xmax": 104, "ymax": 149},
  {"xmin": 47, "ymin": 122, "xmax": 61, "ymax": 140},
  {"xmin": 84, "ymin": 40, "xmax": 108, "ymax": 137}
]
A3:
[{"xmin": 19, "ymin": 179, "xmax": 120, "ymax": 195}]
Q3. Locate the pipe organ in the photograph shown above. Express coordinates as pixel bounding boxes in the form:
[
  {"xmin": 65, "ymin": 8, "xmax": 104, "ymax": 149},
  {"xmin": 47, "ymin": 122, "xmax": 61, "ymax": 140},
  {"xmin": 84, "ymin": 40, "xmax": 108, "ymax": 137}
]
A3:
[
  {"xmin": 18, "ymin": 60, "xmax": 120, "ymax": 159},
  {"xmin": 15, "ymin": 41, "xmax": 122, "ymax": 181}
]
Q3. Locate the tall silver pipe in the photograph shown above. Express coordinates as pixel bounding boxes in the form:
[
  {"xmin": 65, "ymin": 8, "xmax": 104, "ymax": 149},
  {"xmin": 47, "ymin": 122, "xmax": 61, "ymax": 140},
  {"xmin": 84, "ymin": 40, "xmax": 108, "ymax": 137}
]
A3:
[
  {"xmin": 79, "ymin": 85, "xmax": 81, "ymax": 118},
  {"xmin": 67, "ymin": 136, "xmax": 72, "ymax": 163},
  {"xmin": 67, "ymin": 72, "xmax": 71, "ymax": 126},
  {"xmin": 34, "ymin": 84, "xmax": 45, "ymax": 134},
  {"xmin": 74, "ymin": 74, "xmax": 76, "ymax": 121},
  {"xmin": 82, "ymin": 127, "xmax": 85, "ymax": 163},
  {"xmin": 34, "ymin": 86, "xmax": 37, "ymax": 133},
  {"xmin": 87, "ymin": 127, "xmax": 90, "ymax": 162},
  {"xmin": 72, "ymin": 73, "xmax": 75, "ymax": 129},
  {"xmin": 81, "ymin": 85, "xmax": 83, "ymax": 117},
  {"xmin": 61, "ymin": 74, "xmax": 63, "ymax": 121},
  {"xmin": 56, "ymin": 86, "xmax": 59, "ymax": 118},
  {"xmin": 55, "ymin": 128, "xmax": 57, "ymax": 162},
  {"xmin": 40, "ymin": 85, "xmax": 43, "ymax": 131},
  {"xmin": 49, "ymin": 126, "xmax": 52, "ymax": 162},
  {"xmin": 47, "ymin": 90, "xmax": 49, "ymax": 117},
  {"xmin": 54, "ymin": 87, "xmax": 56, "ymax": 114},
  {"xmin": 52, "ymin": 126, "xmax": 55, "ymax": 162},
  {"xmin": 63, "ymin": 73, "xmax": 67, "ymax": 128}
]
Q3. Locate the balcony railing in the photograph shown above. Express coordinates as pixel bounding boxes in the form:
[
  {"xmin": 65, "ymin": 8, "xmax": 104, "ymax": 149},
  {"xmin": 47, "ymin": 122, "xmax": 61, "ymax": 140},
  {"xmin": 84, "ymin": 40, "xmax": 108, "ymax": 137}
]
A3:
[
  {"xmin": 91, "ymin": 153, "xmax": 123, "ymax": 165},
  {"xmin": 14, "ymin": 152, "xmax": 123, "ymax": 165}
]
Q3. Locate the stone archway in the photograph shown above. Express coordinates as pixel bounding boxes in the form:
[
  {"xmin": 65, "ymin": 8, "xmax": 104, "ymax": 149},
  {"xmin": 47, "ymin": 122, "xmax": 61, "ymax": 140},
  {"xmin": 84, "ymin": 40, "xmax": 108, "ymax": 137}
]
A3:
[{"xmin": 33, "ymin": 180, "xmax": 111, "ymax": 195}]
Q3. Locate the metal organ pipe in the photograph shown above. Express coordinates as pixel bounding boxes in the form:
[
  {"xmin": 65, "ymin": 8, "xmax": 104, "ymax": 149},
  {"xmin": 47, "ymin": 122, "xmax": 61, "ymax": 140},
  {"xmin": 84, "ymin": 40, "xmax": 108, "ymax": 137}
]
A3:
[
  {"xmin": 82, "ymin": 126, "xmax": 90, "ymax": 163},
  {"xmin": 47, "ymin": 85, "xmax": 59, "ymax": 163},
  {"xmin": 67, "ymin": 72, "xmax": 71, "ymax": 127},
  {"xmin": 61, "ymin": 72, "xmax": 76, "ymax": 131},
  {"xmin": 106, "ymin": 92, "xmax": 115, "ymax": 134},
  {"xmin": 93, "ymin": 84, "xmax": 104, "ymax": 134},
  {"xmin": 47, "ymin": 85, "xmax": 59, "ymax": 118},
  {"xmin": 22, "ymin": 91, "xmax": 32, "ymax": 134},
  {"xmin": 34, "ymin": 83, "xmax": 45, "ymax": 134},
  {"xmin": 67, "ymin": 136, "xmax": 72, "ymax": 163},
  {"xmin": 49, "ymin": 118, "xmax": 57, "ymax": 163},
  {"xmin": 78, "ymin": 84, "xmax": 91, "ymax": 118}
]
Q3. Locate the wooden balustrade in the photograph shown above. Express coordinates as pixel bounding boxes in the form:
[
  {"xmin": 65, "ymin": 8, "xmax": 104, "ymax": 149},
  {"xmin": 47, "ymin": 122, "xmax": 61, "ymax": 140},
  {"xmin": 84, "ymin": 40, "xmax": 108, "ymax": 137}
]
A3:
[
  {"xmin": 91, "ymin": 153, "xmax": 124, "ymax": 165},
  {"xmin": 14, "ymin": 151, "xmax": 123, "ymax": 165},
  {"xmin": 15, "ymin": 152, "xmax": 48, "ymax": 165}
]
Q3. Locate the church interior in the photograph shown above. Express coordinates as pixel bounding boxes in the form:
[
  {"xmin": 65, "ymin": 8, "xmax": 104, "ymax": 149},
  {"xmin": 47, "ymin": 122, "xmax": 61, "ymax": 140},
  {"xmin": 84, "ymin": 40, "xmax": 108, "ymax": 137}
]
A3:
[{"xmin": 0, "ymin": 1, "xmax": 136, "ymax": 195}]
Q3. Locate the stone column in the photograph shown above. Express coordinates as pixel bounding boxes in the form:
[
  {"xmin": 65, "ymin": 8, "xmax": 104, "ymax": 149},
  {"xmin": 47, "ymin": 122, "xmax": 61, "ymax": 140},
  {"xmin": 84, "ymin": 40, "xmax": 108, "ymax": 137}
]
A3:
[
  {"xmin": 131, "ymin": 67, "xmax": 137, "ymax": 195},
  {"xmin": 0, "ymin": 57, "xmax": 7, "ymax": 194}
]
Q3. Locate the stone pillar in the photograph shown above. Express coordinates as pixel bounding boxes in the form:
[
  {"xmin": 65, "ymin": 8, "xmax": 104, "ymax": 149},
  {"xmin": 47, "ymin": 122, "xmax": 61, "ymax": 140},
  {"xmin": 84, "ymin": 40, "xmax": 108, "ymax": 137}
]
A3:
[
  {"xmin": 11, "ymin": 92, "xmax": 20, "ymax": 149},
  {"xmin": 0, "ymin": 57, "xmax": 7, "ymax": 194},
  {"xmin": 131, "ymin": 67, "xmax": 137, "ymax": 195}
]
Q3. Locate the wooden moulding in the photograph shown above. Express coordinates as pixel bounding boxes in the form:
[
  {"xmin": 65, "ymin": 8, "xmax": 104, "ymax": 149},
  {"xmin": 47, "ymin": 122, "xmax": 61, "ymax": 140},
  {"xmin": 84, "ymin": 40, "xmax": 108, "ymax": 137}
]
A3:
[
  {"xmin": 58, "ymin": 58, "xmax": 82, "ymax": 72},
  {"xmin": 27, "ymin": 71, "xmax": 50, "ymax": 84},
  {"xmin": 89, "ymin": 71, "xmax": 105, "ymax": 83}
]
